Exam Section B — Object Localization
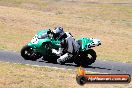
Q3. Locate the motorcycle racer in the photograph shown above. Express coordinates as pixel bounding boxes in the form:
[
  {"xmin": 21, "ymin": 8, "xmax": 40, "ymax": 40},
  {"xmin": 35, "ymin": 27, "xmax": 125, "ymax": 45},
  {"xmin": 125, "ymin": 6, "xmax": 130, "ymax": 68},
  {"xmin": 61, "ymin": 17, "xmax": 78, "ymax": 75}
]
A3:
[
  {"xmin": 21, "ymin": 28, "xmax": 101, "ymax": 66},
  {"xmin": 51, "ymin": 26, "xmax": 80, "ymax": 64}
]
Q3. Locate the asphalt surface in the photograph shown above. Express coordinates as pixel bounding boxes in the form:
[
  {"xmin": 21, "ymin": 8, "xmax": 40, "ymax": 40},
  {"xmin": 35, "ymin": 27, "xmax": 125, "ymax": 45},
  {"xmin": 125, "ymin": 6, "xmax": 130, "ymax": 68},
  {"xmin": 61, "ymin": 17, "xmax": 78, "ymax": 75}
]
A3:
[{"xmin": 0, "ymin": 50, "xmax": 132, "ymax": 75}]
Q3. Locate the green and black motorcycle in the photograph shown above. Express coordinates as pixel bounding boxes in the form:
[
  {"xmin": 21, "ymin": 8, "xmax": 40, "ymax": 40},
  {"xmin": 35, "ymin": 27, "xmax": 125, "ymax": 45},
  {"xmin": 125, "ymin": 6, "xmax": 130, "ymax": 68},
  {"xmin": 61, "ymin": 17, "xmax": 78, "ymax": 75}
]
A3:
[{"xmin": 21, "ymin": 29, "xmax": 101, "ymax": 66}]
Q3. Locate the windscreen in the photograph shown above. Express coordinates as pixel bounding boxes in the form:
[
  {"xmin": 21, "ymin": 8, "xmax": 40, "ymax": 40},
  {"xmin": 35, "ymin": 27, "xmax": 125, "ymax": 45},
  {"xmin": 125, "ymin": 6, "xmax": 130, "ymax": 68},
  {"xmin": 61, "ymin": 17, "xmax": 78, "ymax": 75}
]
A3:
[{"xmin": 37, "ymin": 32, "xmax": 49, "ymax": 39}]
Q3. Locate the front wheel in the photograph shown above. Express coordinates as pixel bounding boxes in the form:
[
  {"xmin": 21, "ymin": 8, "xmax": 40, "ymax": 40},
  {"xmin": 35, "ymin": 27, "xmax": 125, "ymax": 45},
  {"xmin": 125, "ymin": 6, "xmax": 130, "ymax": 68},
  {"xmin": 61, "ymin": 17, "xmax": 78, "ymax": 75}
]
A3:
[
  {"xmin": 21, "ymin": 45, "xmax": 41, "ymax": 61},
  {"xmin": 74, "ymin": 49, "xmax": 97, "ymax": 67}
]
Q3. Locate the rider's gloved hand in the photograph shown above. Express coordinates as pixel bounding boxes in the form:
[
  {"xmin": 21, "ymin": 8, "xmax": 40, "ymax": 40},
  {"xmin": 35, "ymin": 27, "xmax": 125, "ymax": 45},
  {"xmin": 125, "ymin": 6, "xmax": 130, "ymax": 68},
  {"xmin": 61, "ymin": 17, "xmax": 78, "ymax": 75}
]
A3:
[{"xmin": 47, "ymin": 29, "xmax": 52, "ymax": 34}]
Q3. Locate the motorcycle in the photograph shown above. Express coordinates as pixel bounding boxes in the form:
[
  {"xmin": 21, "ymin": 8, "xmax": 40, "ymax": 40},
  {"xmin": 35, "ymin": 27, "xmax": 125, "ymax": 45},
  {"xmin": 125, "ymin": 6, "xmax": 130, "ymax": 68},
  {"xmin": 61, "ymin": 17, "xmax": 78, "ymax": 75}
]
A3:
[{"xmin": 21, "ymin": 29, "xmax": 101, "ymax": 66}]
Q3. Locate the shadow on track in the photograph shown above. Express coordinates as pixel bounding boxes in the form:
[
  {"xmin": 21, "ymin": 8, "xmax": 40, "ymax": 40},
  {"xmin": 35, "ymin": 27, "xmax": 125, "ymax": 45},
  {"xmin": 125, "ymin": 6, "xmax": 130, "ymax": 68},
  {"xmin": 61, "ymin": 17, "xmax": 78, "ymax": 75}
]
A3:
[{"xmin": 38, "ymin": 59, "xmax": 121, "ymax": 72}]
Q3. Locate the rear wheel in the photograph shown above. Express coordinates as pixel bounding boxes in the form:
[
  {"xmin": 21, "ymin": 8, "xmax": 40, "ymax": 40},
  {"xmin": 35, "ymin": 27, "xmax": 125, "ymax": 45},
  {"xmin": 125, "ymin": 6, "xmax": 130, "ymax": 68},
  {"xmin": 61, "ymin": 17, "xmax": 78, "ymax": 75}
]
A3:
[
  {"xmin": 74, "ymin": 49, "xmax": 96, "ymax": 67},
  {"xmin": 21, "ymin": 45, "xmax": 41, "ymax": 61}
]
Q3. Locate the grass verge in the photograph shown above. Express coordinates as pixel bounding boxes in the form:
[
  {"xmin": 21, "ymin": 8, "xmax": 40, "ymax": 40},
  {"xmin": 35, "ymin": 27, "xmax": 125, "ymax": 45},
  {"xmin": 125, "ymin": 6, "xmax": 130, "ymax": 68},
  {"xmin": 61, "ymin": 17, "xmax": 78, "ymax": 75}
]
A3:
[{"xmin": 0, "ymin": 61, "xmax": 132, "ymax": 88}]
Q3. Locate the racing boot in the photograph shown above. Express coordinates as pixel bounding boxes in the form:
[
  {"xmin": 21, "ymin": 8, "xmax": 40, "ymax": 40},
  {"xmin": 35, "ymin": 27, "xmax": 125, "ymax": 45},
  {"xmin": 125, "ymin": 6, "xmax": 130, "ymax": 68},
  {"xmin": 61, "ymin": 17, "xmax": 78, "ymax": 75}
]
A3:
[{"xmin": 57, "ymin": 53, "xmax": 73, "ymax": 65}]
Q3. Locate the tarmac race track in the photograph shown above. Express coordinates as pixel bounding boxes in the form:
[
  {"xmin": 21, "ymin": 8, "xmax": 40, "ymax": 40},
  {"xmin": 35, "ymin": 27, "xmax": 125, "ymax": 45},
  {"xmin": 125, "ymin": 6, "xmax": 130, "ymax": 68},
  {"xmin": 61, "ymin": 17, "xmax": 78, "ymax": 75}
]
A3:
[{"xmin": 0, "ymin": 50, "xmax": 132, "ymax": 75}]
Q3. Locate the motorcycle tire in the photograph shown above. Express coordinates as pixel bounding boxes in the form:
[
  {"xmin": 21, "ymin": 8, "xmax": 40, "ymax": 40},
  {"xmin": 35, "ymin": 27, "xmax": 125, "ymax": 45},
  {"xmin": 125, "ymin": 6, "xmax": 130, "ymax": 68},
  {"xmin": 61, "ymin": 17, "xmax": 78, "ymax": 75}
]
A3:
[
  {"xmin": 75, "ymin": 49, "xmax": 96, "ymax": 67},
  {"xmin": 21, "ymin": 45, "xmax": 39, "ymax": 61}
]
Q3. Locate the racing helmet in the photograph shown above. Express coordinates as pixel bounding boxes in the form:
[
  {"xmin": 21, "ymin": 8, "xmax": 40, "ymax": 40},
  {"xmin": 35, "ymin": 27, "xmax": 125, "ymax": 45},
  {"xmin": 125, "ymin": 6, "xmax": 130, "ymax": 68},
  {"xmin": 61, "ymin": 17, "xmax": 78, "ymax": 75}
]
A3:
[{"xmin": 53, "ymin": 26, "xmax": 65, "ymax": 40}]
